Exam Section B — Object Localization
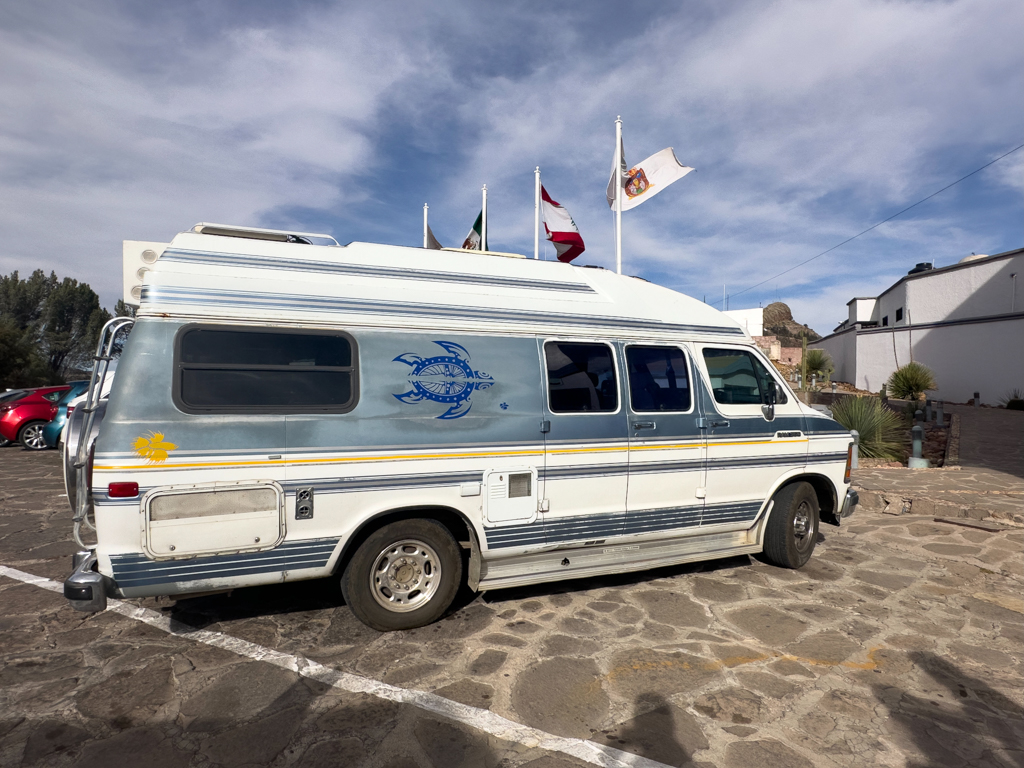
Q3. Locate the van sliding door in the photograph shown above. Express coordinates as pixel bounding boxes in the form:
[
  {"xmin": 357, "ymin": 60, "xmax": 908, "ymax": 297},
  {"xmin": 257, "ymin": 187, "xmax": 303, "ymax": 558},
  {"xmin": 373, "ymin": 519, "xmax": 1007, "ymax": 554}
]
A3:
[{"xmin": 541, "ymin": 340, "xmax": 629, "ymax": 546}]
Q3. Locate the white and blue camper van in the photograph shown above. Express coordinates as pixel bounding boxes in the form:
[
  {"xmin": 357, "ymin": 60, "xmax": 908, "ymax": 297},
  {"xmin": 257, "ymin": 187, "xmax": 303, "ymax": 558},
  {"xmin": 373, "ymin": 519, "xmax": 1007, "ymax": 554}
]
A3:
[{"xmin": 64, "ymin": 223, "xmax": 857, "ymax": 631}]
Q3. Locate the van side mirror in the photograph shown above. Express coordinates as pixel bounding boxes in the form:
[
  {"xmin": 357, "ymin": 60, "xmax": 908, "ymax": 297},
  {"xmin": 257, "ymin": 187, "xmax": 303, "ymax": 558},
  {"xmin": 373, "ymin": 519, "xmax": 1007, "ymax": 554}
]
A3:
[{"xmin": 761, "ymin": 382, "xmax": 778, "ymax": 422}]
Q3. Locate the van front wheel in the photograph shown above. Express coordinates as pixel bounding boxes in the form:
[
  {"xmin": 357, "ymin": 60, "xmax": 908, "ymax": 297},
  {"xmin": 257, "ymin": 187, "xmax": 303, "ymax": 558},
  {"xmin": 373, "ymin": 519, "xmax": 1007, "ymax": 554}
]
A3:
[
  {"xmin": 762, "ymin": 481, "xmax": 819, "ymax": 569},
  {"xmin": 341, "ymin": 519, "xmax": 462, "ymax": 631}
]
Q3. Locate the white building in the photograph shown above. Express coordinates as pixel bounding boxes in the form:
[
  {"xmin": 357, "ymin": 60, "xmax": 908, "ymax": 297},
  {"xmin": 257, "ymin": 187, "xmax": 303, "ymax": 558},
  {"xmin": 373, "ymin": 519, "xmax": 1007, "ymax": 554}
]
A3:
[
  {"xmin": 816, "ymin": 247, "xmax": 1024, "ymax": 405},
  {"xmin": 723, "ymin": 307, "xmax": 764, "ymax": 337}
]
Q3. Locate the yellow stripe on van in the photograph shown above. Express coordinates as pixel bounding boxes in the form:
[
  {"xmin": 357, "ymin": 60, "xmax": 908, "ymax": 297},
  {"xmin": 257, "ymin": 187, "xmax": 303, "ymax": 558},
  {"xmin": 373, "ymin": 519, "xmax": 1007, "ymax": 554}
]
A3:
[{"xmin": 94, "ymin": 437, "xmax": 808, "ymax": 472}]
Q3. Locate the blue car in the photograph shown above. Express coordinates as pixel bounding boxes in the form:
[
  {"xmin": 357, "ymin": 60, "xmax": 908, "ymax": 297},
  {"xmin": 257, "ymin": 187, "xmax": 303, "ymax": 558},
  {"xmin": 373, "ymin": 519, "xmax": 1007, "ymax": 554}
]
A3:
[{"xmin": 42, "ymin": 381, "xmax": 90, "ymax": 448}]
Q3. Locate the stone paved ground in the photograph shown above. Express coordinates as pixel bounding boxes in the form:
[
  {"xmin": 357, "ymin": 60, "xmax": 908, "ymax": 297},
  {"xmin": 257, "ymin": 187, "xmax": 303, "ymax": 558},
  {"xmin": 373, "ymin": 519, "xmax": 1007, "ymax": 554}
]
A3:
[
  {"xmin": 1, "ymin": 448, "xmax": 1023, "ymax": 768},
  {"xmin": 854, "ymin": 405, "xmax": 1024, "ymax": 525}
]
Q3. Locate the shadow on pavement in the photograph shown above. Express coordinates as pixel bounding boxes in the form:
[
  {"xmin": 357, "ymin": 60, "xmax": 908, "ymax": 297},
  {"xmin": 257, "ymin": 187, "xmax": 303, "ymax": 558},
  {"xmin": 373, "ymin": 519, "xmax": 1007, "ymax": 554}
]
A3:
[
  {"xmin": 872, "ymin": 651, "xmax": 1024, "ymax": 768},
  {"xmin": 9, "ymin": 668, "xmax": 508, "ymax": 768}
]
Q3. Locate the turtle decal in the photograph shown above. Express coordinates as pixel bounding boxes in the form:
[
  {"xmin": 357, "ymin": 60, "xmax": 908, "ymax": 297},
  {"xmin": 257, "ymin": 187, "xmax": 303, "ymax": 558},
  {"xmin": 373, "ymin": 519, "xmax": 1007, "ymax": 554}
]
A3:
[{"xmin": 393, "ymin": 341, "xmax": 494, "ymax": 419}]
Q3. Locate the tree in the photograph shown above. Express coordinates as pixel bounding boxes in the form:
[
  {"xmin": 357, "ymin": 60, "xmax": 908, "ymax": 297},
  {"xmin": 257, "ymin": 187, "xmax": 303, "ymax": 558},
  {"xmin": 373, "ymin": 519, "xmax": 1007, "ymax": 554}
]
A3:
[
  {"xmin": 40, "ymin": 278, "xmax": 111, "ymax": 378},
  {"xmin": 0, "ymin": 269, "xmax": 111, "ymax": 385}
]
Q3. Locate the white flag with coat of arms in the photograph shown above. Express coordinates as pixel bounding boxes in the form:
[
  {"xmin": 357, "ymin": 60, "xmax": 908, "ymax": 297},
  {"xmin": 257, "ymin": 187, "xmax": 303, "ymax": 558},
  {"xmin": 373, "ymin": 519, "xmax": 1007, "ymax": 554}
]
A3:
[{"xmin": 606, "ymin": 140, "xmax": 694, "ymax": 212}]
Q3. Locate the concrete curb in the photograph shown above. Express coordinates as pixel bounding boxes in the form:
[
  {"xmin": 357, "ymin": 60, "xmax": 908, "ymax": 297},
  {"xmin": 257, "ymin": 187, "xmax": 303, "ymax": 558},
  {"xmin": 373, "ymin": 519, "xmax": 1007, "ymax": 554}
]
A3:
[{"xmin": 855, "ymin": 487, "xmax": 1024, "ymax": 527}]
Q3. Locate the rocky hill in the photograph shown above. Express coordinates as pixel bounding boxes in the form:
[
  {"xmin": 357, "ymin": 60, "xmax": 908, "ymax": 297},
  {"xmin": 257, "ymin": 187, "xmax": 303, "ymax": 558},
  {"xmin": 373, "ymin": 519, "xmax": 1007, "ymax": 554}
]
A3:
[{"xmin": 762, "ymin": 302, "xmax": 821, "ymax": 347}]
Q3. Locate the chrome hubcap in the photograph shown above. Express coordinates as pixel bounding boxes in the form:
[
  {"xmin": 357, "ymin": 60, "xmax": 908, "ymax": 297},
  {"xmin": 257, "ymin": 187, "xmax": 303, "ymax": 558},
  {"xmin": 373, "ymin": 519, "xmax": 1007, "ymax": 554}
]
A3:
[
  {"xmin": 24, "ymin": 425, "xmax": 46, "ymax": 449},
  {"xmin": 369, "ymin": 539, "xmax": 441, "ymax": 613},
  {"xmin": 793, "ymin": 502, "xmax": 810, "ymax": 538}
]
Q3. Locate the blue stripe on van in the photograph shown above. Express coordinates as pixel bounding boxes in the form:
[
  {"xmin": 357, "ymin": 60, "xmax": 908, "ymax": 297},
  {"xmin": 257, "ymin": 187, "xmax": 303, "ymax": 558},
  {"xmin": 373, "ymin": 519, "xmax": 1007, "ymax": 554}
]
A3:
[
  {"xmin": 141, "ymin": 285, "xmax": 746, "ymax": 337},
  {"xmin": 483, "ymin": 500, "xmax": 764, "ymax": 550},
  {"xmin": 160, "ymin": 248, "xmax": 599, "ymax": 294},
  {"xmin": 110, "ymin": 537, "xmax": 340, "ymax": 589}
]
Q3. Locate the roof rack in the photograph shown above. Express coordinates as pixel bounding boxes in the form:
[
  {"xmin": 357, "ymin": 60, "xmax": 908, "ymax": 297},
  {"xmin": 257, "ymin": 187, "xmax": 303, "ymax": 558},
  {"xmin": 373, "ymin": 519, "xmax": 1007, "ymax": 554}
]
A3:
[{"xmin": 191, "ymin": 223, "xmax": 340, "ymax": 247}]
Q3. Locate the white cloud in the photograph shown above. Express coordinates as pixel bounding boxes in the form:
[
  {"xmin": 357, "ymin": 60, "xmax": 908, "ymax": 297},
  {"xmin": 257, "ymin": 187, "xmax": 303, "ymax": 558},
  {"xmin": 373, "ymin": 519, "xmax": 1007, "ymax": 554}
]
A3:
[{"xmin": 0, "ymin": 0, "xmax": 1020, "ymax": 338}]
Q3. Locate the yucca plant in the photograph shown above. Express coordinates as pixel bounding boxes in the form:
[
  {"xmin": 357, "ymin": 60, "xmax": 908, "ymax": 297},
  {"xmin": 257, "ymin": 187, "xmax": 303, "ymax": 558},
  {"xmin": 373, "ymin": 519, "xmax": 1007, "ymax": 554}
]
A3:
[
  {"xmin": 1002, "ymin": 388, "xmax": 1024, "ymax": 411},
  {"xmin": 887, "ymin": 362, "xmax": 937, "ymax": 400},
  {"xmin": 804, "ymin": 348, "xmax": 834, "ymax": 383},
  {"xmin": 830, "ymin": 396, "xmax": 904, "ymax": 460}
]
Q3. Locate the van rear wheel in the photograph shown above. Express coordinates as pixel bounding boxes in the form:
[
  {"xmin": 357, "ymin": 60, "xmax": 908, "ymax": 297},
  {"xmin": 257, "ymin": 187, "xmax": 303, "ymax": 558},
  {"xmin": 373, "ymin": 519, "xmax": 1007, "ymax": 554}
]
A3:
[
  {"xmin": 341, "ymin": 519, "xmax": 462, "ymax": 632},
  {"xmin": 762, "ymin": 481, "xmax": 819, "ymax": 568}
]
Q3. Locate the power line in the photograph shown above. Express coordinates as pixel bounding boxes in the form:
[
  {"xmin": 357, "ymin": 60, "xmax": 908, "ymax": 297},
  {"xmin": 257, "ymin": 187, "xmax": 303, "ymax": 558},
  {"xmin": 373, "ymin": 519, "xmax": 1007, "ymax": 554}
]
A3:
[{"xmin": 712, "ymin": 141, "xmax": 1024, "ymax": 307}]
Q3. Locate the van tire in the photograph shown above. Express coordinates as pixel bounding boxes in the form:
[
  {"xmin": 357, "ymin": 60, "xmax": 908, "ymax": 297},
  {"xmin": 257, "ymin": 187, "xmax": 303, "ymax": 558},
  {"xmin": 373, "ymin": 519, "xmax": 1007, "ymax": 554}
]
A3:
[
  {"xmin": 762, "ymin": 481, "xmax": 819, "ymax": 569},
  {"xmin": 341, "ymin": 519, "xmax": 463, "ymax": 632}
]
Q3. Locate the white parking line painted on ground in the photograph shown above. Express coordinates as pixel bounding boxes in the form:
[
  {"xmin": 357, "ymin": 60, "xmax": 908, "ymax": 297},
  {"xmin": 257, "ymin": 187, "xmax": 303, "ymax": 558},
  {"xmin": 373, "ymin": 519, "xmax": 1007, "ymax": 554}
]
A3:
[{"xmin": 0, "ymin": 565, "xmax": 673, "ymax": 768}]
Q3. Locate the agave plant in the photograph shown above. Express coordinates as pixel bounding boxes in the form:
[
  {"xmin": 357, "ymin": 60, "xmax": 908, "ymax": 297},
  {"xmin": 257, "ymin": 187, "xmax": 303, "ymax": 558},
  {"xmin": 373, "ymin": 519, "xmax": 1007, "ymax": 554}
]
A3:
[
  {"xmin": 1002, "ymin": 388, "xmax": 1024, "ymax": 411},
  {"xmin": 887, "ymin": 362, "xmax": 937, "ymax": 400},
  {"xmin": 830, "ymin": 396, "xmax": 904, "ymax": 460},
  {"xmin": 804, "ymin": 348, "xmax": 834, "ymax": 383}
]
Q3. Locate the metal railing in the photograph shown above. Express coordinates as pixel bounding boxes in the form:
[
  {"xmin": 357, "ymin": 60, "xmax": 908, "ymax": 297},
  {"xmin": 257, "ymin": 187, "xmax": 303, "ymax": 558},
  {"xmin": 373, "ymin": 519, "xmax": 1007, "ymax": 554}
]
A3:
[{"xmin": 73, "ymin": 317, "xmax": 135, "ymax": 548}]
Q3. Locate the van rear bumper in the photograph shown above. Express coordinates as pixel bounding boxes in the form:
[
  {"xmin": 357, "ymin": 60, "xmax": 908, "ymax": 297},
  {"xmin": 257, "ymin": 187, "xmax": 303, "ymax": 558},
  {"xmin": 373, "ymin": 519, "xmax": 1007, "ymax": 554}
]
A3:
[
  {"xmin": 64, "ymin": 550, "xmax": 114, "ymax": 612},
  {"xmin": 840, "ymin": 489, "xmax": 859, "ymax": 519}
]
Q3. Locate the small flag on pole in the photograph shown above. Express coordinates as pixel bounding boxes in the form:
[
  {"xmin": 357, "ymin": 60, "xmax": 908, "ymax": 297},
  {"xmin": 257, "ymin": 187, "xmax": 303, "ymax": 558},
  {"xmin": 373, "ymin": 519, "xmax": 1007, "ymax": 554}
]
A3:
[
  {"xmin": 541, "ymin": 186, "xmax": 585, "ymax": 263},
  {"xmin": 607, "ymin": 146, "xmax": 693, "ymax": 212},
  {"xmin": 462, "ymin": 210, "xmax": 483, "ymax": 250},
  {"xmin": 426, "ymin": 225, "xmax": 443, "ymax": 250}
]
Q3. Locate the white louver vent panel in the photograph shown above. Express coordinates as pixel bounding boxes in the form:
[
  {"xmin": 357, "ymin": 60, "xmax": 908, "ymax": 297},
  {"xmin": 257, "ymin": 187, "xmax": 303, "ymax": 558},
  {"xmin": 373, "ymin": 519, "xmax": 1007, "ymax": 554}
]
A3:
[{"xmin": 483, "ymin": 468, "xmax": 538, "ymax": 526}]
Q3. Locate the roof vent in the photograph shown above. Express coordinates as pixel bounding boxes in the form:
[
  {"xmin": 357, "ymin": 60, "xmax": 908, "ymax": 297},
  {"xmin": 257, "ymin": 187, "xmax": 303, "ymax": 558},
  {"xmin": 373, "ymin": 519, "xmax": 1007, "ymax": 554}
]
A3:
[
  {"xmin": 958, "ymin": 253, "xmax": 989, "ymax": 264},
  {"xmin": 191, "ymin": 223, "xmax": 340, "ymax": 246},
  {"xmin": 907, "ymin": 262, "xmax": 933, "ymax": 275}
]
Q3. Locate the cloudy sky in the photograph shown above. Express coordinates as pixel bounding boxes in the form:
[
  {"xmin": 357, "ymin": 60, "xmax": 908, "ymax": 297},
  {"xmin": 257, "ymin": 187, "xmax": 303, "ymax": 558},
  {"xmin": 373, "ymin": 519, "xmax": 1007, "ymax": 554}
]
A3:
[{"xmin": 2, "ymin": 0, "xmax": 1021, "ymax": 334}]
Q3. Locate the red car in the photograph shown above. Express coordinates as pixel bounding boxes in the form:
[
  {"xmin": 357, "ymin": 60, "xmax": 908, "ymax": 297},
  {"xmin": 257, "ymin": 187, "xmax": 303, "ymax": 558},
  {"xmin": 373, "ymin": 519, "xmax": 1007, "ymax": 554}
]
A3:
[{"xmin": 0, "ymin": 386, "xmax": 71, "ymax": 449}]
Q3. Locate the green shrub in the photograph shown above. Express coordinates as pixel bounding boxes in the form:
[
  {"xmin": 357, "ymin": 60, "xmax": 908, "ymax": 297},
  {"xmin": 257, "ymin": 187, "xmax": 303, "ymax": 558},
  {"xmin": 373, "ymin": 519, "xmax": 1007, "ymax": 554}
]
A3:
[
  {"xmin": 887, "ymin": 362, "xmax": 937, "ymax": 400},
  {"xmin": 1002, "ymin": 388, "xmax": 1024, "ymax": 411},
  {"xmin": 830, "ymin": 396, "xmax": 904, "ymax": 460},
  {"xmin": 804, "ymin": 348, "xmax": 834, "ymax": 383}
]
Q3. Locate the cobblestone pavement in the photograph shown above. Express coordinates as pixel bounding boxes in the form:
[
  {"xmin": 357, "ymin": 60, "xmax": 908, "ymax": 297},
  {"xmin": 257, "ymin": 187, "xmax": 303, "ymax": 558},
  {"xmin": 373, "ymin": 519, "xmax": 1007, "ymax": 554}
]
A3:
[
  {"xmin": 1, "ymin": 448, "xmax": 1023, "ymax": 768},
  {"xmin": 853, "ymin": 405, "xmax": 1024, "ymax": 525}
]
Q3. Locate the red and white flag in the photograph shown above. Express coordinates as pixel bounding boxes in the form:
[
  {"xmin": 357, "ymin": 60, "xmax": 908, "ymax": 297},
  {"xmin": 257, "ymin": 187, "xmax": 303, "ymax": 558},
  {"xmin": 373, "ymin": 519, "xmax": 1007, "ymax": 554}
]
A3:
[{"xmin": 541, "ymin": 186, "xmax": 585, "ymax": 263}]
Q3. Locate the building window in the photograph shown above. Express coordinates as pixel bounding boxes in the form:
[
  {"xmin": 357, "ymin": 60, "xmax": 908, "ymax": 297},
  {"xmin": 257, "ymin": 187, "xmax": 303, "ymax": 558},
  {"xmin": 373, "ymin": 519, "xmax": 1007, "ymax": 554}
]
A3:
[
  {"xmin": 882, "ymin": 316, "xmax": 888, "ymax": 326},
  {"xmin": 626, "ymin": 346, "xmax": 691, "ymax": 412},
  {"xmin": 896, "ymin": 308, "xmax": 904, "ymax": 322},
  {"xmin": 544, "ymin": 342, "xmax": 618, "ymax": 413},
  {"xmin": 174, "ymin": 325, "xmax": 357, "ymax": 413}
]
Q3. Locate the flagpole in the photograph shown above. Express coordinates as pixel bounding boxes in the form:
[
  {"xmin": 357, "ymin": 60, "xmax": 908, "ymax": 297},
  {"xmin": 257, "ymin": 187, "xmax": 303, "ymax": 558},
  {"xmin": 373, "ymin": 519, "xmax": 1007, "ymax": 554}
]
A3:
[
  {"xmin": 615, "ymin": 116, "xmax": 623, "ymax": 275},
  {"xmin": 423, "ymin": 204, "xmax": 428, "ymax": 248},
  {"xmin": 481, "ymin": 185, "xmax": 488, "ymax": 251},
  {"xmin": 534, "ymin": 167, "xmax": 541, "ymax": 260}
]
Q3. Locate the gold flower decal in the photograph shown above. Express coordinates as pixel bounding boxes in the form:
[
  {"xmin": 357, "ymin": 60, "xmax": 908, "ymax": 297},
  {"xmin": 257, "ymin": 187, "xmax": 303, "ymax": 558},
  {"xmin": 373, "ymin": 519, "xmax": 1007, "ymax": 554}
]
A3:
[{"xmin": 132, "ymin": 431, "xmax": 178, "ymax": 463}]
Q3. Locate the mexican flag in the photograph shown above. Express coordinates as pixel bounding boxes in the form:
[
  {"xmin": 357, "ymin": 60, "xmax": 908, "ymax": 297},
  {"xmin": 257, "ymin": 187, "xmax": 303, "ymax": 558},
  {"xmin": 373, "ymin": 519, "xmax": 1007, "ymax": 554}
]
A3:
[
  {"xmin": 541, "ymin": 186, "xmax": 585, "ymax": 263},
  {"xmin": 462, "ymin": 211, "xmax": 485, "ymax": 250}
]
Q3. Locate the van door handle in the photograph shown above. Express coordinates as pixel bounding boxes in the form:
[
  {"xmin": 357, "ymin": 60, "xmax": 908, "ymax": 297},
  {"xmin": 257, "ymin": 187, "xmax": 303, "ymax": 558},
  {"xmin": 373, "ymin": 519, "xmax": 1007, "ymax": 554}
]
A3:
[
  {"xmin": 632, "ymin": 421, "xmax": 656, "ymax": 430},
  {"xmin": 710, "ymin": 420, "xmax": 730, "ymax": 428}
]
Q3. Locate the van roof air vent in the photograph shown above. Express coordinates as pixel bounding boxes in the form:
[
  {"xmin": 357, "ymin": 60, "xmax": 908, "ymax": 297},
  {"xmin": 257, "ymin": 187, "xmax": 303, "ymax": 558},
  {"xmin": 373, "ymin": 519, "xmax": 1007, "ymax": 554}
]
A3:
[{"xmin": 192, "ymin": 223, "xmax": 340, "ymax": 247}]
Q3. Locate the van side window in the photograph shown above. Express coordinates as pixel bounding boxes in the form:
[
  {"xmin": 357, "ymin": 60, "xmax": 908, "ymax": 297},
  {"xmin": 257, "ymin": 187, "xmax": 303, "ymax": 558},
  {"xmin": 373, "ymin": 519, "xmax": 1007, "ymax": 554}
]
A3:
[
  {"xmin": 627, "ymin": 346, "xmax": 690, "ymax": 412},
  {"xmin": 702, "ymin": 348, "xmax": 787, "ymax": 406},
  {"xmin": 545, "ymin": 342, "xmax": 617, "ymax": 413},
  {"xmin": 174, "ymin": 326, "xmax": 357, "ymax": 413}
]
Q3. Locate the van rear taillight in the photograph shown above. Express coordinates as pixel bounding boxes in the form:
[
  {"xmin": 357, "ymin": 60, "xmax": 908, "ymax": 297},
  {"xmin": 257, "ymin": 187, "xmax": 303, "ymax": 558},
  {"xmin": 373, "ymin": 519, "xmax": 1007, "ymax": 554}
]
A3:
[
  {"xmin": 844, "ymin": 444, "xmax": 853, "ymax": 484},
  {"xmin": 108, "ymin": 482, "xmax": 139, "ymax": 498}
]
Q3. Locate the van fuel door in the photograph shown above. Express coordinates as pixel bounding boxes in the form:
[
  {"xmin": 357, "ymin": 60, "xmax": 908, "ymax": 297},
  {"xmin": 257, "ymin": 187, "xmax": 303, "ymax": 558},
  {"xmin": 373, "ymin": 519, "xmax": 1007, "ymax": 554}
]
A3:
[{"xmin": 483, "ymin": 468, "xmax": 538, "ymax": 525}]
